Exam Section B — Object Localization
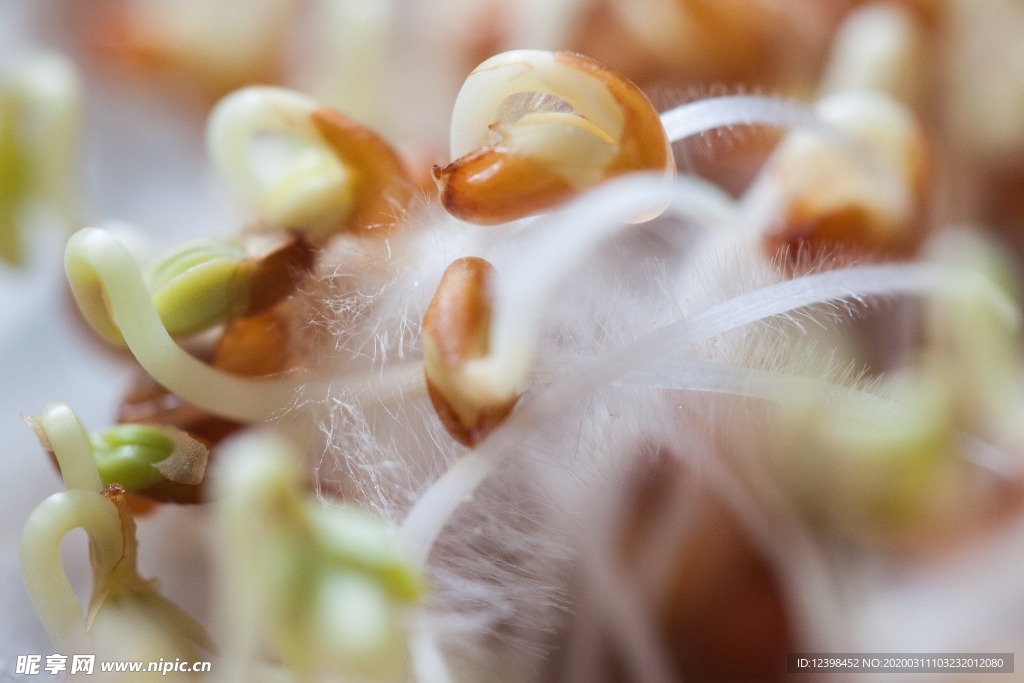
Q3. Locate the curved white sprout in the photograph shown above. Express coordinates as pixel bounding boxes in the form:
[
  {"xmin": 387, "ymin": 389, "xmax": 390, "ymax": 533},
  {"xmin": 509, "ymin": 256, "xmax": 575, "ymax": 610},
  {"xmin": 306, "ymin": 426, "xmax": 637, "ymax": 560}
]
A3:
[
  {"xmin": 208, "ymin": 85, "xmax": 413, "ymax": 238},
  {"xmin": 207, "ymin": 86, "xmax": 352, "ymax": 234},
  {"xmin": 20, "ymin": 490, "xmax": 123, "ymax": 652},
  {"xmin": 21, "ymin": 487, "xmax": 214, "ymax": 662},
  {"xmin": 65, "ymin": 227, "xmax": 305, "ymax": 422},
  {"xmin": 659, "ymin": 94, "xmax": 830, "ymax": 143},
  {"xmin": 450, "ymin": 50, "xmax": 627, "ymax": 158},
  {"xmin": 31, "ymin": 401, "xmax": 103, "ymax": 492}
]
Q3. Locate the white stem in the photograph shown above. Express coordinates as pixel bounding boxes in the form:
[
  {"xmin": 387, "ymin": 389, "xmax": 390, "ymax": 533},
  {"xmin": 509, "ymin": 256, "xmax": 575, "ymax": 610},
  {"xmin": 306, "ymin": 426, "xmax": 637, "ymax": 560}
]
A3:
[
  {"xmin": 38, "ymin": 401, "xmax": 103, "ymax": 491},
  {"xmin": 659, "ymin": 94, "xmax": 830, "ymax": 143},
  {"xmin": 615, "ymin": 358, "xmax": 893, "ymax": 414},
  {"xmin": 409, "ymin": 621, "xmax": 454, "ymax": 683},
  {"xmin": 19, "ymin": 490, "xmax": 124, "ymax": 652},
  {"xmin": 65, "ymin": 228, "xmax": 305, "ymax": 422},
  {"xmin": 659, "ymin": 94, "xmax": 896, "ymax": 189},
  {"xmin": 602, "ymin": 265, "xmax": 937, "ymax": 390}
]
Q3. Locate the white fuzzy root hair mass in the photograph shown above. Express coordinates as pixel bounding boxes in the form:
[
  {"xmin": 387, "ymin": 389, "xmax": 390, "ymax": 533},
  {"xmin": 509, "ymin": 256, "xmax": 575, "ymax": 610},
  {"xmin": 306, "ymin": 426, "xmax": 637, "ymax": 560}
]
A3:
[{"xmin": 287, "ymin": 165, "xmax": 1009, "ymax": 681}]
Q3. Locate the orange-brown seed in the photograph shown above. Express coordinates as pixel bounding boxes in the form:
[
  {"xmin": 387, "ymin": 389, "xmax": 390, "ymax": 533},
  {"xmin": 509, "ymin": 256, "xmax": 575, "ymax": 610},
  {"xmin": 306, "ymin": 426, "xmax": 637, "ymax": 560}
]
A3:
[{"xmin": 422, "ymin": 257, "xmax": 517, "ymax": 446}]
